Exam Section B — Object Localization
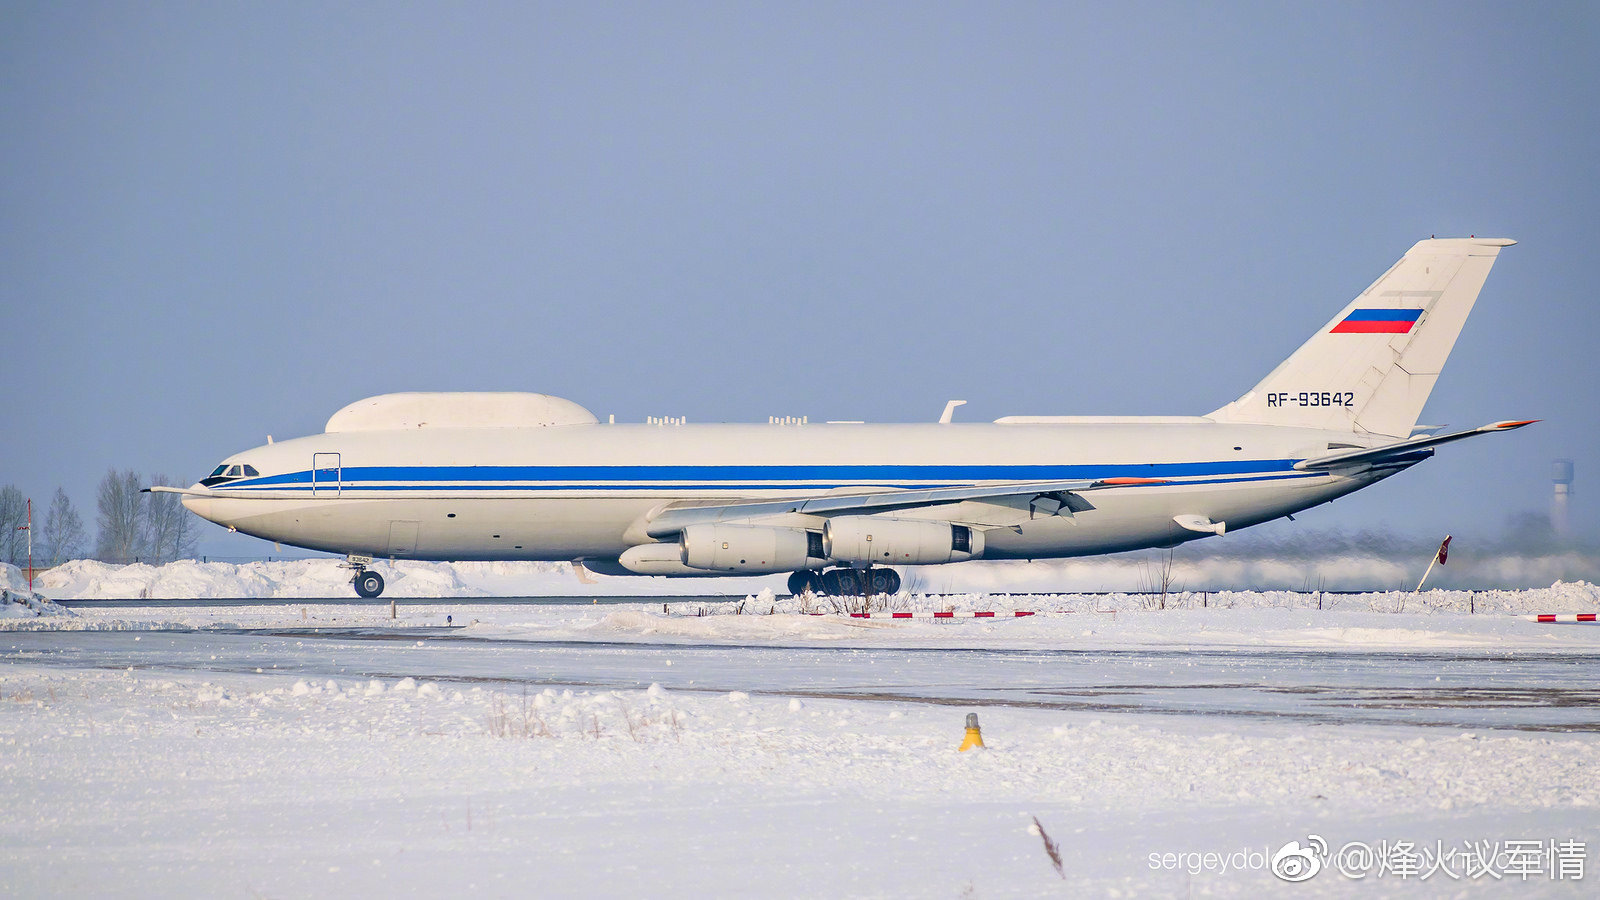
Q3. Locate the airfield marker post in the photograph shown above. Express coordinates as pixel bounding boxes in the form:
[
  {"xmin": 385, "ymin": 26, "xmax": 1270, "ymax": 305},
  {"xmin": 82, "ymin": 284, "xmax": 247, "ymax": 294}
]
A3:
[
  {"xmin": 15, "ymin": 499, "xmax": 31, "ymax": 593},
  {"xmin": 1414, "ymin": 535, "xmax": 1452, "ymax": 593}
]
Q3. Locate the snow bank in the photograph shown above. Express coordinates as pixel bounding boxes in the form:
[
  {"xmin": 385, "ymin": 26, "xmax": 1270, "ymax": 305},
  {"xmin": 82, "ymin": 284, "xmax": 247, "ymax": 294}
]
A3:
[
  {"xmin": 14, "ymin": 555, "xmax": 1600, "ymax": 611},
  {"xmin": 1, "ymin": 567, "xmax": 71, "ymax": 618},
  {"xmin": 31, "ymin": 554, "xmax": 480, "ymax": 595},
  {"xmin": 692, "ymin": 581, "xmax": 1600, "ymax": 620},
  {"xmin": 18, "ymin": 542, "xmax": 1600, "ymax": 603},
  {"xmin": 929, "ymin": 550, "xmax": 1600, "ymax": 593},
  {"xmin": 22, "ymin": 559, "xmax": 785, "ymax": 599},
  {"xmin": 32, "ymin": 558, "xmax": 498, "ymax": 599}
]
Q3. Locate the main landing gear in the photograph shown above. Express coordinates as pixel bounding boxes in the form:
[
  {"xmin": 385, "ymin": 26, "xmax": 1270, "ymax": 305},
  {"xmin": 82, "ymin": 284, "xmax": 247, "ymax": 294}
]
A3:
[
  {"xmin": 788, "ymin": 567, "xmax": 900, "ymax": 597},
  {"xmin": 346, "ymin": 555, "xmax": 385, "ymax": 598}
]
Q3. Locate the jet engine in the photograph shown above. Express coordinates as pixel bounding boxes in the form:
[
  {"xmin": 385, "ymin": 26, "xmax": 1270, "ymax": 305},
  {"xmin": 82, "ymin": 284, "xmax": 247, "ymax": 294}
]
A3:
[
  {"xmin": 679, "ymin": 524, "xmax": 822, "ymax": 574},
  {"xmin": 822, "ymin": 517, "xmax": 984, "ymax": 565}
]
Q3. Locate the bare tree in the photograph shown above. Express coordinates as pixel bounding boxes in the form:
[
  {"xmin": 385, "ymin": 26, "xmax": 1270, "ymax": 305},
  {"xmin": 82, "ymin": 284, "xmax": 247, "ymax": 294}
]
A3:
[
  {"xmin": 0, "ymin": 485, "xmax": 25, "ymax": 566},
  {"xmin": 42, "ymin": 487, "xmax": 86, "ymax": 566},
  {"xmin": 96, "ymin": 469, "xmax": 146, "ymax": 563},
  {"xmin": 142, "ymin": 474, "xmax": 197, "ymax": 563}
]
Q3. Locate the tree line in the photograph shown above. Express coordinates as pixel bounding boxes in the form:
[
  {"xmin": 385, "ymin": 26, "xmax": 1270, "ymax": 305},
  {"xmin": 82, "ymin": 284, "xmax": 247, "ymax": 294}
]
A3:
[{"xmin": 0, "ymin": 470, "xmax": 198, "ymax": 567}]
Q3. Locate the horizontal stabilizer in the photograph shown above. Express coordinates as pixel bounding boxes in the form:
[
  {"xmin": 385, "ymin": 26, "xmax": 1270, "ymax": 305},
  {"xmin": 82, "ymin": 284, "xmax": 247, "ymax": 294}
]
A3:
[{"xmin": 1294, "ymin": 419, "xmax": 1537, "ymax": 471}]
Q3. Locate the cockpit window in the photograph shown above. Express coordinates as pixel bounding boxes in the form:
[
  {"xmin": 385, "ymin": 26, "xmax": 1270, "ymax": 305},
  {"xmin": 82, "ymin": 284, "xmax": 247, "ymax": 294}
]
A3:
[{"xmin": 203, "ymin": 462, "xmax": 257, "ymax": 487}]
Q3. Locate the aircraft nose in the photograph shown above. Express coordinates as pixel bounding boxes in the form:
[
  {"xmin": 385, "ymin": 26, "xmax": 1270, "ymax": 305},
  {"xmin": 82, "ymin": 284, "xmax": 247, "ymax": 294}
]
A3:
[{"xmin": 181, "ymin": 488, "xmax": 215, "ymax": 523}]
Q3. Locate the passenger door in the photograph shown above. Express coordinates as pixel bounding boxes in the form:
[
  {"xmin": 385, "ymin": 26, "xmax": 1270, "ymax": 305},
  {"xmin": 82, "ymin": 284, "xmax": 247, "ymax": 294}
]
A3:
[{"xmin": 311, "ymin": 452, "xmax": 342, "ymax": 497}]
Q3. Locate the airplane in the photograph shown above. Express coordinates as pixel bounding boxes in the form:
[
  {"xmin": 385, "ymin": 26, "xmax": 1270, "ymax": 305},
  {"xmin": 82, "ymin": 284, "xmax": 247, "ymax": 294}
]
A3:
[{"xmin": 156, "ymin": 237, "xmax": 1532, "ymax": 598}]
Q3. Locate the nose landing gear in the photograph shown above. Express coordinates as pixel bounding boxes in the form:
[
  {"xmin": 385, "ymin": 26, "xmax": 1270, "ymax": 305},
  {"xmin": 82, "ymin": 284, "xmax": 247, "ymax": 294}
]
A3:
[
  {"xmin": 354, "ymin": 569, "xmax": 385, "ymax": 598},
  {"xmin": 344, "ymin": 555, "xmax": 385, "ymax": 598}
]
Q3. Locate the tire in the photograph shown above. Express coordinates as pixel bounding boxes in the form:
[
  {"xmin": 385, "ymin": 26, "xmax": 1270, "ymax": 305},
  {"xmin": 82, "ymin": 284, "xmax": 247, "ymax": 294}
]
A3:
[
  {"xmin": 787, "ymin": 571, "xmax": 818, "ymax": 596},
  {"xmin": 831, "ymin": 569, "xmax": 863, "ymax": 596},
  {"xmin": 870, "ymin": 568, "xmax": 900, "ymax": 594},
  {"xmin": 817, "ymin": 570, "xmax": 839, "ymax": 596},
  {"xmin": 354, "ymin": 570, "xmax": 385, "ymax": 598}
]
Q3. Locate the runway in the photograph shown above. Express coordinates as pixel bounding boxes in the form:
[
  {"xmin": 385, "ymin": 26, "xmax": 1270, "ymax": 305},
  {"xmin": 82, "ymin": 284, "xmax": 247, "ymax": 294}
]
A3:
[{"xmin": 7, "ymin": 626, "xmax": 1597, "ymax": 734}]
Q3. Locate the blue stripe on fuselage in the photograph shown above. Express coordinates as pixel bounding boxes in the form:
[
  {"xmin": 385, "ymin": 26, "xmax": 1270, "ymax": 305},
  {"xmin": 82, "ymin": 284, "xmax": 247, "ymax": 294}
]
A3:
[{"xmin": 209, "ymin": 459, "xmax": 1306, "ymax": 493}]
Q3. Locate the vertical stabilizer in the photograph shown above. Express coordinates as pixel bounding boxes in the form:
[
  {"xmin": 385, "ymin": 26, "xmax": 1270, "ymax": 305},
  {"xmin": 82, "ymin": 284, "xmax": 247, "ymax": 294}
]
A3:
[{"xmin": 1208, "ymin": 238, "xmax": 1514, "ymax": 437}]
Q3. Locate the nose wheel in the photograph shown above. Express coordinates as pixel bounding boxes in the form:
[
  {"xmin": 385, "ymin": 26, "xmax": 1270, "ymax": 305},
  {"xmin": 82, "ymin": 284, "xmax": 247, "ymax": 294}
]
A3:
[
  {"xmin": 342, "ymin": 554, "xmax": 386, "ymax": 598},
  {"xmin": 353, "ymin": 569, "xmax": 385, "ymax": 598}
]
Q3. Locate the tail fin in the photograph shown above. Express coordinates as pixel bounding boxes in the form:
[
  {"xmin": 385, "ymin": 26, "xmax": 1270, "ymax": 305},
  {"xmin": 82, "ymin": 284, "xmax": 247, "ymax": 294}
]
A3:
[{"xmin": 1207, "ymin": 237, "xmax": 1514, "ymax": 437}]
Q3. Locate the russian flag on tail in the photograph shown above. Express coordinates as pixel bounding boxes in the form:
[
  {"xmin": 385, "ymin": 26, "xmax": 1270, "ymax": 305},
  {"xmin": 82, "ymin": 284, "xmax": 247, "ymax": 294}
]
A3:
[{"xmin": 1331, "ymin": 309, "xmax": 1423, "ymax": 334}]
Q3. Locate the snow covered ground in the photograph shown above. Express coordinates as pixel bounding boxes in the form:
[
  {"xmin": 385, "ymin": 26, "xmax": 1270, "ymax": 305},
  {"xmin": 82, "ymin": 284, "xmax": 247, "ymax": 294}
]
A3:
[
  {"xmin": 4, "ymin": 565, "xmax": 1599, "ymax": 896},
  {"xmin": 4, "ymin": 659, "xmax": 1595, "ymax": 898},
  {"xmin": 10, "ymin": 547, "xmax": 1599, "ymax": 603}
]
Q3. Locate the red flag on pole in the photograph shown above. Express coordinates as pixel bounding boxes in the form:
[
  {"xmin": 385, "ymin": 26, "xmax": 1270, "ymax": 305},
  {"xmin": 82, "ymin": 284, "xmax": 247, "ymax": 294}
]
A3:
[{"xmin": 1436, "ymin": 535, "xmax": 1451, "ymax": 566}]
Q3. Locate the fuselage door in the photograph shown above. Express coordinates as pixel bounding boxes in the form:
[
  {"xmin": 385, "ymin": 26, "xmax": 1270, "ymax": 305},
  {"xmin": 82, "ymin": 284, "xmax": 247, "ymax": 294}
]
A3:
[
  {"xmin": 311, "ymin": 452, "xmax": 342, "ymax": 497},
  {"xmin": 387, "ymin": 520, "xmax": 419, "ymax": 555}
]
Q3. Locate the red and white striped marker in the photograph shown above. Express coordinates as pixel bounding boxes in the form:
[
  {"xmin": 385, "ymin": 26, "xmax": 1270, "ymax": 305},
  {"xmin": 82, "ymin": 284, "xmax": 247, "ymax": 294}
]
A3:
[
  {"xmin": 807, "ymin": 611, "xmax": 1039, "ymax": 619},
  {"xmin": 1525, "ymin": 613, "xmax": 1599, "ymax": 623}
]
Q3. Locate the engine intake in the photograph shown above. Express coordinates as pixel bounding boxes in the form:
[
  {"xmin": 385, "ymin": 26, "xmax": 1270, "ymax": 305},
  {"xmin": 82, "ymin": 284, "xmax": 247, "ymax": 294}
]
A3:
[{"xmin": 822, "ymin": 517, "xmax": 984, "ymax": 565}]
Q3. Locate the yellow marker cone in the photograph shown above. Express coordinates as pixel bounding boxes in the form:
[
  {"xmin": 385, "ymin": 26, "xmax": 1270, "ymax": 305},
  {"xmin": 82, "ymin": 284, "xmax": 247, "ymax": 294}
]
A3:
[{"xmin": 958, "ymin": 712, "xmax": 985, "ymax": 751}]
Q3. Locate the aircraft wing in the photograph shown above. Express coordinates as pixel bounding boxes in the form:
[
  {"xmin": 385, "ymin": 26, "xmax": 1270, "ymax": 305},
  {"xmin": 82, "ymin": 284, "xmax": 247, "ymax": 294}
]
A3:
[
  {"xmin": 1293, "ymin": 419, "xmax": 1537, "ymax": 471},
  {"xmin": 642, "ymin": 477, "xmax": 1164, "ymax": 539}
]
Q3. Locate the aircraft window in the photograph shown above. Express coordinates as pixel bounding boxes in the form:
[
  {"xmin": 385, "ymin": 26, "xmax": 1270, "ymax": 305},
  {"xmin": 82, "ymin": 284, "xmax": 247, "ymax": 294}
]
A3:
[
  {"xmin": 226, "ymin": 465, "xmax": 243, "ymax": 477},
  {"xmin": 210, "ymin": 465, "xmax": 229, "ymax": 477},
  {"xmin": 242, "ymin": 465, "xmax": 260, "ymax": 476}
]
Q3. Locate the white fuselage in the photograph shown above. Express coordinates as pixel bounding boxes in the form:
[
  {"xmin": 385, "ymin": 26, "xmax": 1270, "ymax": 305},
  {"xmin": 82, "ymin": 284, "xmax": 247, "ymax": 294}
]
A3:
[
  {"xmin": 176, "ymin": 238, "xmax": 1522, "ymax": 586},
  {"xmin": 183, "ymin": 420, "xmax": 1395, "ymax": 567}
]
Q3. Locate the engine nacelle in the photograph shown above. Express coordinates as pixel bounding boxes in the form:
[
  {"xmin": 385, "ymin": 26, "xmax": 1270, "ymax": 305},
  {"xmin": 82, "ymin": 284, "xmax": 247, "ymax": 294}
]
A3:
[
  {"xmin": 822, "ymin": 517, "xmax": 984, "ymax": 565},
  {"xmin": 679, "ymin": 524, "xmax": 819, "ymax": 574},
  {"xmin": 616, "ymin": 543, "xmax": 722, "ymax": 576}
]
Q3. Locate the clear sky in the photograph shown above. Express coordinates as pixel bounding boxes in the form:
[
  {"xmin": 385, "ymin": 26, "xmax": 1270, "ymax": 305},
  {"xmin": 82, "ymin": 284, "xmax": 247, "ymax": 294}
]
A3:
[{"xmin": 4, "ymin": 1, "xmax": 1597, "ymax": 556}]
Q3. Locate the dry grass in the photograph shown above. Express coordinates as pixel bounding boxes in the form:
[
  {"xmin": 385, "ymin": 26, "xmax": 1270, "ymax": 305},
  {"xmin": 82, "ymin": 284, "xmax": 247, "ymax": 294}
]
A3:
[
  {"xmin": 484, "ymin": 688, "xmax": 687, "ymax": 744},
  {"xmin": 1030, "ymin": 815, "xmax": 1065, "ymax": 879},
  {"xmin": 484, "ymin": 688, "xmax": 552, "ymax": 739}
]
